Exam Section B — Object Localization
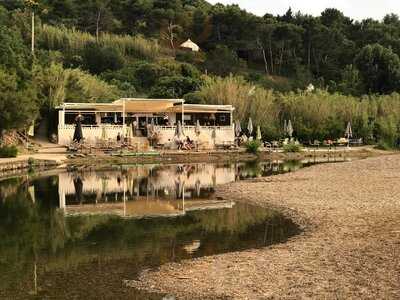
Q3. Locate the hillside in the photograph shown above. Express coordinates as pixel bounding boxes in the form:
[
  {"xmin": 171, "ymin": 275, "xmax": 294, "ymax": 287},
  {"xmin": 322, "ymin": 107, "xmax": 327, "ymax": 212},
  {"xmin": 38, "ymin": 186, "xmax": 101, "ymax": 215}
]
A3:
[{"xmin": 2, "ymin": 1, "xmax": 400, "ymax": 147}]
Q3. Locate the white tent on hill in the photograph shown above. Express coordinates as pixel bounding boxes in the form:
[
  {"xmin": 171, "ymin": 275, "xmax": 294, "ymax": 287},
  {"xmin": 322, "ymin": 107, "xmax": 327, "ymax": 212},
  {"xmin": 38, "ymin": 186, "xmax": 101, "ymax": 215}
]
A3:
[{"xmin": 180, "ymin": 39, "xmax": 200, "ymax": 52}]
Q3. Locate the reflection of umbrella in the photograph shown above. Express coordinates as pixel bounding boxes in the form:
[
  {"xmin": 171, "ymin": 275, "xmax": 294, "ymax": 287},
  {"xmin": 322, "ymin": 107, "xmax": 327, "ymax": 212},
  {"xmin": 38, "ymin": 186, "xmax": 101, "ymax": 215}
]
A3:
[
  {"xmin": 73, "ymin": 119, "xmax": 83, "ymax": 143},
  {"xmin": 287, "ymin": 120, "xmax": 293, "ymax": 138},
  {"xmin": 235, "ymin": 121, "xmax": 242, "ymax": 137},
  {"xmin": 212, "ymin": 127, "xmax": 216, "ymax": 141},
  {"xmin": 195, "ymin": 179, "xmax": 201, "ymax": 197},
  {"xmin": 73, "ymin": 177, "xmax": 83, "ymax": 203},
  {"xmin": 175, "ymin": 177, "xmax": 184, "ymax": 198},
  {"xmin": 247, "ymin": 118, "xmax": 253, "ymax": 136},
  {"xmin": 256, "ymin": 126, "xmax": 262, "ymax": 140},
  {"xmin": 345, "ymin": 122, "xmax": 353, "ymax": 139}
]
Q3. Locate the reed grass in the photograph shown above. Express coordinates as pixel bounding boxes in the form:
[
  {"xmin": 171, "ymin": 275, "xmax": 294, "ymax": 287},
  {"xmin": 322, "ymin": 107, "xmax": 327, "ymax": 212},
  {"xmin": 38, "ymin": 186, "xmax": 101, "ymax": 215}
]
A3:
[
  {"xmin": 37, "ymin": 24, "xmax": 160, "ymax": 60},
  {"xmin": 197, "ymin": 75, "xmax": 400, "ymax": 146}
]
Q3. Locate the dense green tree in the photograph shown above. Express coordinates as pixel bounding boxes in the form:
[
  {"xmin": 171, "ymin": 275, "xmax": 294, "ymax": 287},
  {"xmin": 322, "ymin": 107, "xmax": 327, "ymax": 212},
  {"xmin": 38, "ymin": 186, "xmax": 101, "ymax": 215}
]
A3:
[
  {"xmin": 0, "ymin": 20, "xmax": 30, "ymax": 79},
  {"xmin": 150, "ymin": 75, "xmax": 201, "ymax": 98},
  {"xmin": 355, "ymin": 44, "xmax": 400, "ymax": 94},
  {"xmin": 82, "ymin": 42, "xmax": 124, "ymax": 74},
  {"xmin": 0, "ymin": 69, "xmax": 38, "ymax": 140},
  {"xmin": 204, "ymin": 45, "xmax": 245, "ymax": 76}
]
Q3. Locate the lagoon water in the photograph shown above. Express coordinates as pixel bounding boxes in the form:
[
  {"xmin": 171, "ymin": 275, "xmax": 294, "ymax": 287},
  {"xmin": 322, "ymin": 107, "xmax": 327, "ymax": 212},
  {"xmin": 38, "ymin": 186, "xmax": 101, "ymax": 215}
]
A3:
[{"xmin": 0, "ymin": 159, "xmax": 336, "ymax": 299}]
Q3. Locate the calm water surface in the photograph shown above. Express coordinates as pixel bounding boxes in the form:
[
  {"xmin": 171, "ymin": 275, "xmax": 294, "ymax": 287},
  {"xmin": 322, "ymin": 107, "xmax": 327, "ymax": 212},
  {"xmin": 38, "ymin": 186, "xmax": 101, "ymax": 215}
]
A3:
[{"xmin": 0, "ymin": 159, "xmax": 340, "ymax": 299}]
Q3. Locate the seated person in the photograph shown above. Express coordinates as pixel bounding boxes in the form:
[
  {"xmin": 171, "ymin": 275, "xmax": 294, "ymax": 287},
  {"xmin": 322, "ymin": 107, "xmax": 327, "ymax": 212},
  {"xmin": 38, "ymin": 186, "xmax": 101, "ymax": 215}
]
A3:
[{"xmin": 183, "ymin": 136, "xmax": 194, "ymax": 150}]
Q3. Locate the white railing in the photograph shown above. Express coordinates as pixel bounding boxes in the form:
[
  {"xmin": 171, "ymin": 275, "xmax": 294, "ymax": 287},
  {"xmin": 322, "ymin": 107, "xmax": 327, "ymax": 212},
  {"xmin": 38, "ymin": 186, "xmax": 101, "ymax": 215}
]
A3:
[
  {"xmin": 58, "ymin": 124, "xmax": 235, "ymax": 147},
  {"xmin": 154, "ymin": 125, "xmax": 234, "ymax": 146},
  {"xmin": 58, "ymin": 124, "xmax": 125, "ymax": 145}
]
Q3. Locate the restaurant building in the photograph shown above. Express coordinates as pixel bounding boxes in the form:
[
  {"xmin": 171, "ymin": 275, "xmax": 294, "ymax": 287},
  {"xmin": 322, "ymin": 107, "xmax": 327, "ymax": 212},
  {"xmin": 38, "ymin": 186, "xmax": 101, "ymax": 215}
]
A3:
[{"xmin": 56, "ymin": 98, "xmax": 235, "ymax": 149}]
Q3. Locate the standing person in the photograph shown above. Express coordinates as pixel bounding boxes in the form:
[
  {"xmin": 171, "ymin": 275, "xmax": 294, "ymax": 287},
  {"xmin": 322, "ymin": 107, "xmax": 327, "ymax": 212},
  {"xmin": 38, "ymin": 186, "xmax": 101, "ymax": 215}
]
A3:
[{"xmin": 117, "ymin": 132, "xmax": 121, "ymax": 143}]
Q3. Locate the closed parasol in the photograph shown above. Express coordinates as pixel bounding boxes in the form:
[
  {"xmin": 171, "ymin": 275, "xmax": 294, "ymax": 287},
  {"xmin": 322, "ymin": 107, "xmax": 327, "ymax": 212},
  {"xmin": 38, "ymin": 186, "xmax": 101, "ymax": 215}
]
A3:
[
  {"xmin": 287, "ymin": 120, "xmax": 294, "ymax": 138},
  {"xmin": 73, "ymin": 115, "xmax": 83, "ymax": 143},
  {"xmin": 256, "ymin": 126, "xmax": 262, "ymax": 140},
  {"xmin": 247, "ymin": 118, "xmax": 253, "ymax": 136},
  {"xmin": 235, "ymin": 120, "xmax": 242, "ymax": 137}
]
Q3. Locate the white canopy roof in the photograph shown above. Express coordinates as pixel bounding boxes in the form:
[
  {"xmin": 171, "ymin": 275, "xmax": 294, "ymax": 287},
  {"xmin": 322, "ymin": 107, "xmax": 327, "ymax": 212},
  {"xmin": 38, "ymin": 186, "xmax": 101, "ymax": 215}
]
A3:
[{"xmin": 180, "ymin": 39, "xmax": 200, "ymax": 52}]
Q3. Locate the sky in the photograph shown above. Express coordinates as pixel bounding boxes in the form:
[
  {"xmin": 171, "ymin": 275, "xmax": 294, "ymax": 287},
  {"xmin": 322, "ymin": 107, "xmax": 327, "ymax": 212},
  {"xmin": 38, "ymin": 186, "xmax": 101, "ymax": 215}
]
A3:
[{"xmin": 208, "ymin": 0, "xmax": 399, "ymax": 21}]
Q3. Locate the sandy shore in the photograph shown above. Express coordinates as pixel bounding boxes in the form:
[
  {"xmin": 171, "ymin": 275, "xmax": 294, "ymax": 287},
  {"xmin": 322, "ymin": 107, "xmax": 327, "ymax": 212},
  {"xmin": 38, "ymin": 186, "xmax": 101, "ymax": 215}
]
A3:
[{"xmin": 132, "ymin": 154, "xmax": 400, "ymax": 299}]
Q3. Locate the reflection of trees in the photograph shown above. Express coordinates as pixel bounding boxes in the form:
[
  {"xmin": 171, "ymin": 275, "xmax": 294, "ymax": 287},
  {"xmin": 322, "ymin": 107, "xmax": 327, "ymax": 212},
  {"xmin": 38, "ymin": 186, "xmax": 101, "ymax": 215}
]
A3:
[
  {"xmin": 0, "ymin": 163, "xmax": 301, "ymax": 297},
  {"xmin": 191, "ymin": 203, "xmax": 274, "ymax": 234},
  {"xmin": 0, "ymin": 179, "xmax": 67, "ymax": 294},
  {"xmin": 0, "ymin": 186, "xmax": 297, "ymax": 277}
]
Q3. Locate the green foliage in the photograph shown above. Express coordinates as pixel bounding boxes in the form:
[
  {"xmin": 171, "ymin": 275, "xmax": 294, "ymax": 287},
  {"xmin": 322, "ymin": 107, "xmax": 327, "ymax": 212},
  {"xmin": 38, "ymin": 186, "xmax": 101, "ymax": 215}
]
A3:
[
  {"xmin": 38, "ymin": 25, "xmax": 160, "ymax": 60},
  {"xmin": 245, "ymin": 140, "xmax": 262, "ymax": 154},
  {"xmin": 0, "ymin": 21, "xmax": 30, "ymax": 79},
  {"xmin": 283, "ymin": 143, "xmax": 303, "ymax": 153},
  {"xmin": 82, "ymin": 42, "xmax": 124, "ymax": 74},
  {"xmin": 150, "ymin": 76, "xmax": 201, "ymax": 98},
  {"xmin": 65, "ymin": 68, "xmax": 121, "ymax": 103},
  {"xmin": 355, "ymin": 44, "xmax": 400, "ymax": 94},
  {"xmin": 195, "ymin": 75, "xmax": 400, "ymax": 144},
  {"xmin": 0, "ymin": 145, "xmax": 18, "ymax": 158},
  {"xmin": 204, "ymin": 45, "xmax": 246, "ymax": 76},
  {"xmin": 376, "ymin": 141, "xmax": 393, "ymax": 150},
  {"xmin": 0, "ymin": 69, "xmax": 38, "ymax": 136},
  {"xmin": 183, "ymin": 92, "xmax": 204, "ymax": 104},
  {"xmin": 34, "ymin": 63, "xmax": 120, "ymax": 106}
]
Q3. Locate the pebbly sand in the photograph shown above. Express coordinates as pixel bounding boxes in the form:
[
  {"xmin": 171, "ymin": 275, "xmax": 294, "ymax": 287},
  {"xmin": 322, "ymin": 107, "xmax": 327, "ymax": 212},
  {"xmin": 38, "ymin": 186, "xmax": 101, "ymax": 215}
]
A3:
[{"xmin": 131, "ymin": 154, "xmax": 400, "ymax": 299}]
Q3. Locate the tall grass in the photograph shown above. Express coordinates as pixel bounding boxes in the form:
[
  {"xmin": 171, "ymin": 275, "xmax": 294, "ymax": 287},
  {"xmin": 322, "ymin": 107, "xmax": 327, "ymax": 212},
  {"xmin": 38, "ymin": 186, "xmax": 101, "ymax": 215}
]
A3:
[
  {"xmin": 37, "ymin": 24, "xmax": 160, "ymax": 60},
  {"xmin": 197, "ymin": 75, "xmax": 400, "ymax": 147}
]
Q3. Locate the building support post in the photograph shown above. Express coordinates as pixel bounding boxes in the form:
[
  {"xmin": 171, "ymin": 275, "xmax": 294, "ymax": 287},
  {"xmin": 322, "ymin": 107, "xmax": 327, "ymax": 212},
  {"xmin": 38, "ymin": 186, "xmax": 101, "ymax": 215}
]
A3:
[
  {"xmin": 122, "ymin": 99, "xmax": 126, "ymax": 134},
  {"xmin": 58, "ymin": 108, "xmax": 65, "ymax": 126},
  {"xmin": 181, "ymin": 100, "xmax": 185, "ymax": 126}
]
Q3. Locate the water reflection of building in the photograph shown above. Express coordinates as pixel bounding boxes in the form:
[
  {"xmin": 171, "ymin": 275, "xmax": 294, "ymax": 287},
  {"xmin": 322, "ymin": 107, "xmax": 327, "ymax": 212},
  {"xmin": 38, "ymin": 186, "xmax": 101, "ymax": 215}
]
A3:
[{"xmin": 58, "ymin": 164, "xmax": 236, "ymax": 218}]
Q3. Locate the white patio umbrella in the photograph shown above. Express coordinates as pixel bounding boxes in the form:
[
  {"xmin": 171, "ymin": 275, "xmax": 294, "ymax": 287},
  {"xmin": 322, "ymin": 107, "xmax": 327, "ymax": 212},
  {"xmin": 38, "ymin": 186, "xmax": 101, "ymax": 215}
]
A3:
[
  {"xmin": 126, "ymin": 125, "xmax": 132, "ymax": 139},
  {"xmin": 235, "ymin": 120, "xmax": 242, "ymax": 137},
  {"xmin": 247, "ymin": 118, "xmax": 253, "ymax": 136},
  {"xmin": 256, "ymin": 126, "xmax": 262, "ymax": 140},
  {"xmin": 287, "ymin": 120, "xmax": 294, "ymax": 138},
  {"xmin": 195, "ymin": 119, "xmax": 201, "ymax": 136},
  {"xmin": 175, "ymin": 121, "xmax": 185, "ymax": 141},
  {"xmin": 345, "ymin": 122, "xmax": 353, "ymax": 139}
]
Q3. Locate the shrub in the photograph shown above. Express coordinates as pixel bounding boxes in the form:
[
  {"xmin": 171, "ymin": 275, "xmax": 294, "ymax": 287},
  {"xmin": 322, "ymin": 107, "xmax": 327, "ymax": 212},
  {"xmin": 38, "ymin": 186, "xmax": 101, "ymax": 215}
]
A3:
[
  {"xmin": 0, "ymin": 145, "xmax": 18, "ymax": 157},
  {"xmin": 245, "ymin": 140, "xmax": 262, "ymax": 154},
  {"xmin": 150, "ymin": 76, "xmax": 201, "ymax": 98},
  {"xmin": 82, "ymin": 42, "xmax": 124, "ymax": 74},
  {"xmin": 376, "ymin": 140, "xmax": 397, "ymax": 150},
  {"xmin": 283, "ymin": 143, "xmax": 303, "ymax": 153}
]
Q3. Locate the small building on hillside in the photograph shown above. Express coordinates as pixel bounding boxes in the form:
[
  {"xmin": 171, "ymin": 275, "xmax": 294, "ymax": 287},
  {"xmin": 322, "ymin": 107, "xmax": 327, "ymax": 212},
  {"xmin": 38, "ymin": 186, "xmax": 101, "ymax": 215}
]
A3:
[
  {"xmin": 56, "ymin": 98, "xmax": 235, "ymax": 149},
  {"xmin": 180, "ymin": 39, "xmax": 200, "ymax": 52}
]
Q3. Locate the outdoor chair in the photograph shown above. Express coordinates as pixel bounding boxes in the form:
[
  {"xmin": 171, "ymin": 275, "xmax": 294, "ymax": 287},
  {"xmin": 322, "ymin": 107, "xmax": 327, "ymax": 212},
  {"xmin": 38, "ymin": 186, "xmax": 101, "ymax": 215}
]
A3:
[
  {"xmin": 349, "ymin": 138, "xmax": 363, "ymax": 146},
  {"xmin": 272, "ymin": 141, "xmax": 280, "ymax": 149},
  {"xmin": 264, "ymin": 141, "xmax": 272, "ymax": 152}
]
